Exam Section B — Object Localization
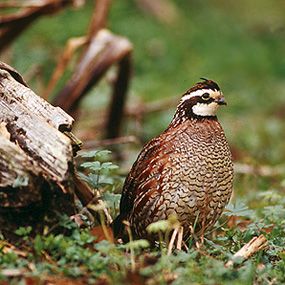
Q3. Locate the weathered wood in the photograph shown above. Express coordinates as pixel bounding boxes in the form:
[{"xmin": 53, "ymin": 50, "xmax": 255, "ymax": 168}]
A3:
[
  {"xmin": 53, "ymin": 29, "xmax": 132, "ymax": 116},
  {"xmin": 0, "ymin": 61, "xmax": 78, "ymax": 238},
  {"xmin": 44, "ymin": 0, "xmax": 112, "ymax": 101},
  {"xmin": 87, "ymin": 0, "xmax": 112, "ymax": 39},
  {"xmin": 0, "ymin": 133, "xmax": 38, "ymax": 189},
  {"xmin": 0, "ymin": 0, "xmax": 84, "ymax": 52},
  {"xmin": 43, "ymin": 36, "xmax": 87, "ymax": 100},
  {"xmin": 105, "ymin": 53, "xmax": 132, "ymax": 139},
  {"xmin": 0, "ymin": 68, "xmax": 74, "ymax": 186},
  {"xmin": 0, "ymin": 67, "xmax": 73, "ymax": 129}
]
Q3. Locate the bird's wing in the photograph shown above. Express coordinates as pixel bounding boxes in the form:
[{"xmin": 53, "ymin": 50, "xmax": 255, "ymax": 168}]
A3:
[{"xmin": 119, "ymin": 133, "xmax": 174, "ymax": 219}]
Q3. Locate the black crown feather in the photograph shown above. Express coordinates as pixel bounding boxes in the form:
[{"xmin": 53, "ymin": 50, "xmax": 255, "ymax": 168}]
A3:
[{"xmin": 185, "ymin": 78, "xmax": 220, "ymax": 94}]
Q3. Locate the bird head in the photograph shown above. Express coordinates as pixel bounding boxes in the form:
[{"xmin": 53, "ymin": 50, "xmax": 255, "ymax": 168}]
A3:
[{"xmin": 174, "ymin": 79, "xmax": 226, "ymax": 120}]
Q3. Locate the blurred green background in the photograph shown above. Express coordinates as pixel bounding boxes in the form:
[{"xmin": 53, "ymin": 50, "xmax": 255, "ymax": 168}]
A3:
[{"xmin": 5, "ymin": 0, "xmax": 285, "ymax": 172}]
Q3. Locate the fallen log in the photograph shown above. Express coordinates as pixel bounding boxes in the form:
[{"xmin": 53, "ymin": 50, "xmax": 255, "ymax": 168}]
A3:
[{"xmin": 0, "ymin": 61, "xmax": 80, "ymax": 239}]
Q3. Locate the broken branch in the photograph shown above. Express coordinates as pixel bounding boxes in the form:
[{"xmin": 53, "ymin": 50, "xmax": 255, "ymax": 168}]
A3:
[{"xmin": 225, "ymin": 235, "xmax": 268, "ymax": 267}]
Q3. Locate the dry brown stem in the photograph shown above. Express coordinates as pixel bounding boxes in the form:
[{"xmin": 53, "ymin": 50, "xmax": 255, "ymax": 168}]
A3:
[
  {"xmin": 44, "ymin": 0, "xmax": 112, "ymax": 100},
  {"xmin": 53, "ymin": 30, "xmax": 132, "ymax": 112},
  {"xmin": 0, "ymin": 0, "xmax": 83, "ymax": 9},
  {"xmin": 167, "ymin": 227, "xmax": 179, "ymax": 255},
  {"xmin": 87, "ymin": 0, "xmax": 112, "ymax": 39},
  {"xmin": 52, "ymin": 29, "xmax": 132, "ymax": 138},
  {"xmin": 105, "ymin": 53, "xmax": 132, "ymax": 139},
  {"xmin": 43, "ymin": 36, "xmax": 87, "ymax": 100},
  {"xmin": 225, "ymin": 235, "xmax": 268, "ymax": 267},
  {"xmin": 0, "ymin": 0, "xmax": 84, "ymax": 52}
]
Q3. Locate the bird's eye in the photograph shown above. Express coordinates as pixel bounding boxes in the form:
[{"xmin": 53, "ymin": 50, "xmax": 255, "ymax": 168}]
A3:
[{"xmin": 202, "ymin": 93, "xmax": 210, "ymax": 100}]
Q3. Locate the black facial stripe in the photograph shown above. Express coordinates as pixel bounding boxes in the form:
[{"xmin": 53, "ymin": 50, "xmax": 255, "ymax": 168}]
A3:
[
  {"xmin": 173, "ymin": 96, "xmax": 217, "ymax": 121},
  {"xmin": 179, "ymin": 96, "xmax": 214, "ymax": 113},
  {"xmin": 199, "ymin": 97, "xmax": 215, "ymax": 104},
  {"xmin": 171, "ymin": 79, "xmax": 221, "ymax": 123}
]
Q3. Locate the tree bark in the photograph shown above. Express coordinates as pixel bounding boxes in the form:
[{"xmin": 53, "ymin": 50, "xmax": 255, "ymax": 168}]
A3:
[{"xmin": 0, "ymin": 61, "xmax": 79, "ymax": 239}]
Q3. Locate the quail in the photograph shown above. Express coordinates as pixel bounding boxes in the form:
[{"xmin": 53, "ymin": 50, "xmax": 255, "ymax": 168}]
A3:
[{"xmin": 113, "ymin": 79, "xmax": 234, "ymax": 240}]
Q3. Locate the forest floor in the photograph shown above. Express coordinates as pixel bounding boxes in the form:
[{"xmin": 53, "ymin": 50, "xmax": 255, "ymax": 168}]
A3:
[{"xmin": 1, "ymin": 0, "xmax": 285, "ymax": 284}]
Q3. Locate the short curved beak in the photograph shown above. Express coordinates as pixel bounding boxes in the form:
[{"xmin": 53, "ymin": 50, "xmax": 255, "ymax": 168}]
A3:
[{"xmin": 215, "ymin": 96, "xmax": 227, "ymax": 105}]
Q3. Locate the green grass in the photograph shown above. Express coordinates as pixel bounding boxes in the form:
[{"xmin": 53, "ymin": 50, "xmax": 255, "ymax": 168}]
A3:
[
  {"xmin": 1, "ymin": 0, "xmax": 285, "ymax": 283},
  {"xmin": 0, "ymin": 150, "xmax": 285, "ymax": 284}
]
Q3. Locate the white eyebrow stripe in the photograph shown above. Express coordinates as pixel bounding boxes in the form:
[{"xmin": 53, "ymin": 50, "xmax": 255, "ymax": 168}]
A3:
[{"xmin": 181, "ymin": 88, "xmax": 218, "ymax": 101}]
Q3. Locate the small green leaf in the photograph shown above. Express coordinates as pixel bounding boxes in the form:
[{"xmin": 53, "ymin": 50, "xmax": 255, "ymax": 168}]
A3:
[
  {"xmin": 124, "ymin": 239, "xmax": 150, "ymax": 250},
  {"xmin": 263, "ymin": 205, "xmax": 285, "ymax": 220},
  {"xmin": 102, "ymin": 192, "xmax": 121, "ymax": 208},
  {"xmin": 147, "ymin": 220, "xmax": 169, "ymax": 233},
  {"xmin": 80, "ymin": 161, "xmax": 101, "ymax": 171},
  {"xmin": 101, "ymin": 162, "xmax": 119, "ymax": 170},
  {"xmin": 34, "ymin": 235, "xmax": 44, "ymax": 255},
  {"xmin": 79, "ymin": 150, "xmax": 111, "ymax": 158},
  {"xmin": 98, "ymin": 175, "xmax": 114, "ymax": 185},
  {"xmin": 76, "ymin": 173, "xmax": 99, "ymax": 188},
  {"xmin": 224, "ymin": 201, "xmax": 254, "ymax": 218},
  {"xmin": 15, "ymin": 226, "xmax": 32, "ymax": 236},
  {"xmin": 79, "ymin": 150, "xmax": 100, "ymax": 158}
]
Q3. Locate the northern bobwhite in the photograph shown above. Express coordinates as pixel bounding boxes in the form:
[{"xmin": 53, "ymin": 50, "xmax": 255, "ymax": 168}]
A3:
[{"xmin": 113, "ymin": 79, "xmax": 233, "ymax": 240}]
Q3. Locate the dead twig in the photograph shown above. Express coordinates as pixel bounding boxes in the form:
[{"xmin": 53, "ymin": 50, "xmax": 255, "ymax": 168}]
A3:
[
  {"xmin": 40, "ymin": 0, "xmax": 133, "ymax": 140},
  {"xmin": 0, "ymin": 241, "xmax": 27, "ymax": 257},
  {"xmin": 105, "ymin": 54, "xmax": 132, "ymax": 139},
  {"xmin": 87, "ymin": 0, "xmax": 112, "ymax": 39},
  {"xmin": 0, "ymin": 0, "xmax": 84, "ymax": 52},
  {"xmin": 74, "ymin": 174, "xmax": 94, "ymax": 206},
  {"xmin": 43, "ymin": 36, "xmax": 87, "ymax": 100},
  {"xmin": 167, "ymin": 227, "xmax": 178, "ymax": 256},
  {"xmin": 167, "ymin": 225, "xmax": 184, "ymax": 255},
  {"xmin": 52, "ymin": 29, "xmax": 133, "ymax": 140},
  {"xmin": 225, "ymin": 235, "xmax": 268, "ymax": 267},
  {"xmin": 0, "ymin": 0, "xmax": 83, "ymax": 9},
  {"xmin": 45, "ymin": 0, "xmax": 112, "ymax": 100},
  {"xmin": 0, "ymin": 268, "xmax": 26, "ymax": 278},
  {"xmin": 176, "ymin": 226, "xmax": 183, "ymax": 250}
]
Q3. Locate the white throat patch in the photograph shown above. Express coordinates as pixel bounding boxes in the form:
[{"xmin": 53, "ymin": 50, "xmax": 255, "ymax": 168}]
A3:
[{"xmin": 192, "ymin": 102, "xmax": 219, "ymax": 116}]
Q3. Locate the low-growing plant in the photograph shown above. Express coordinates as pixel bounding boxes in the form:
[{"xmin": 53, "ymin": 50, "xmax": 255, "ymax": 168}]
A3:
[{"xmin": 0, "ymin": 149, "xmax": 285, "ymax": 284}]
